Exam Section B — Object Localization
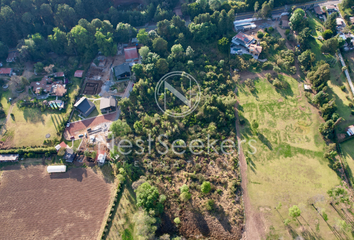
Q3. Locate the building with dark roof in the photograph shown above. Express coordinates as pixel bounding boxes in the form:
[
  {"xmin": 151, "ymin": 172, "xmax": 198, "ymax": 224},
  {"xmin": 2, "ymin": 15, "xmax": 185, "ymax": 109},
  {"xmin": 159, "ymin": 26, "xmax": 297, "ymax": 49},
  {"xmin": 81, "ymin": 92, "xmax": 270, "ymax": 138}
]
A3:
[
  {"xmin": 112, "ymin": 63, "xmax": 131, "ymax": 80},
  {"xmin": 74, "ymin": 97, "xmax": 96, "ymax": 117},
  {"xmin": 100, "ymin": 96, "xmax": 117, "ymax": 113},
  {"xmin": 64, "ymin": 148, "xmax": 75, "ymax": 163}
]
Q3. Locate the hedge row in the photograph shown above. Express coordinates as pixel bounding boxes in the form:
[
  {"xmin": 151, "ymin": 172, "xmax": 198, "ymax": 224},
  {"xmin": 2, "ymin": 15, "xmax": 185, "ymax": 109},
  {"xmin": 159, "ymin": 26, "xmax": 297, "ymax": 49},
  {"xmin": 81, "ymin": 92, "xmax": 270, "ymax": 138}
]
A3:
[
  {"xmin": 101, "ymin": 181, "xmax": 125, "ymax": 239},
  {"xmin": 0, "ymin": 147, "xmax": 57, "ymax": 155}
]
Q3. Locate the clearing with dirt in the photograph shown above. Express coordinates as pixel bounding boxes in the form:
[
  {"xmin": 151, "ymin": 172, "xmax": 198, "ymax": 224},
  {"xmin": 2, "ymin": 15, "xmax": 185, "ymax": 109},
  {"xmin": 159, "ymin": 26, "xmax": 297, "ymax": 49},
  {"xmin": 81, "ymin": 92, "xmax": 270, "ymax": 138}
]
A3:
[{"xmin": 0, "ymin": 164, "xmax": 114, "ymax": 240}]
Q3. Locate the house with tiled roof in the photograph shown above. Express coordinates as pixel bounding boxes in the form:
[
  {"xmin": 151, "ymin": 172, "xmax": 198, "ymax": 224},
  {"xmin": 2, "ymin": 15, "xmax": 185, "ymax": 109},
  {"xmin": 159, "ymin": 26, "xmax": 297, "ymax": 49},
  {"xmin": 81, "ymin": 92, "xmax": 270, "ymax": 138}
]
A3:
[
  {"xmin": 30, "ymin": 76, "xmax": 67, "ymax": 96},
  {"xmin": 232, "ymin": 32, "xmax": 255, "ymax": 47},
  {"xmin": 231, "ymin": 32, "xmax": 262, "ymax": 59},
  {"xmin": 314, "ymin": 5, "xmax": 324, "ymax": 16},
  {"xmin": 0, "ymin": 68, "xmax": 12, "ymax": 76}
]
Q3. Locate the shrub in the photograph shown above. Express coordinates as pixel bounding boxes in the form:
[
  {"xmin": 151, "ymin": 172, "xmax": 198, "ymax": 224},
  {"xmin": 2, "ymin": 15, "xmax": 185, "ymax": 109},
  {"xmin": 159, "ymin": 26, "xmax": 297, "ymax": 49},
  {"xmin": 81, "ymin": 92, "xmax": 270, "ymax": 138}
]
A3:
[
  {"xmin": 285, "ymin": 29, "xmax": 290, "ymax": 35},
  {"xmin": 340, "ymin": 85, "xmax": 346, "ymax": 91},
  {"xmin": 262, "ymin": 61, "xmax": 273, "ymax": 70},
  {"xmin": 180, "ymin": 191, "xmax": 191, "ymax": 202},
  {"xmin": 201, "ymin": 181, "xmax": 211, "ymax": 194},
  {"xmin": 349, "ymin": 103, "xmax": 353, "ymax": 108},
  {"xmin": 174, "ymin": 217, "xmax": 181, "ymax": 225},
  {"xmin": 257, "ymin": 31, "xmax": 264, "ymax": 39},
  {"xmin": 180, "ymin": 184, "xmax": 189, "ymax": 193},
  {"xmin": 205, "ymin": 199, "xmax": 215, "ymax": 211},
  {"xmin": 268, "ymin": 27, "xmax": 274, "ymax": 32}
]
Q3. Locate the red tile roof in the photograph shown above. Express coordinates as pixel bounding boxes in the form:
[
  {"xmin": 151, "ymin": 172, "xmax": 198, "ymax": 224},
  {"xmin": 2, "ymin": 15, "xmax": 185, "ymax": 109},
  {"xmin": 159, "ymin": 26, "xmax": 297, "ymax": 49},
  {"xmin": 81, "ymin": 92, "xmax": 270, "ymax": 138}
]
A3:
[
  {"xmin": 0, "ymin": 68, "xmax": 12, "ymax": 75},
  {"xmin": 30, "ymin": 76, "xmax": 66, "ymax": 96},
  {"xmin": 55, "ymin": 72, "xmax": 64, "ymax": 77},
  {"xmin": 124, "ymin": 47, "xmax": 139, "ymax": 61},
  {"xmin": 74, "ymin": 70, "xmax": 84, "ymax": 78},
  {"xmin": 59, "ymin": 142, "xmax": 68, "ymax": 148},
  {"xmin": 234, "ymin": 32, "xmax": 254, "ymax": 45}
]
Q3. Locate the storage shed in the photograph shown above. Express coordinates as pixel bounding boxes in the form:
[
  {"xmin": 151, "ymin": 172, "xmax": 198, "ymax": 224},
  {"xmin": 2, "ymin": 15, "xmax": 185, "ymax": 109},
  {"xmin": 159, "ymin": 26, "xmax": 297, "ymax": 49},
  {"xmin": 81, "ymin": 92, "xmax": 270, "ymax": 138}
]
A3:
[{"xmin": 47, "ymin": 165, "xmax": 67, "ymax": 173}]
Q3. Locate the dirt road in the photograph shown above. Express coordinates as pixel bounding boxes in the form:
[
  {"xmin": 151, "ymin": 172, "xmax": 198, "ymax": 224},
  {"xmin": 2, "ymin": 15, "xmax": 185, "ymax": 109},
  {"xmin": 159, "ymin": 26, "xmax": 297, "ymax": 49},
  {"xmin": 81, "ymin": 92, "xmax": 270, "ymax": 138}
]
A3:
[{"xmin": 234, "ymin": 90, "xmax": 266, "ymax": 240}]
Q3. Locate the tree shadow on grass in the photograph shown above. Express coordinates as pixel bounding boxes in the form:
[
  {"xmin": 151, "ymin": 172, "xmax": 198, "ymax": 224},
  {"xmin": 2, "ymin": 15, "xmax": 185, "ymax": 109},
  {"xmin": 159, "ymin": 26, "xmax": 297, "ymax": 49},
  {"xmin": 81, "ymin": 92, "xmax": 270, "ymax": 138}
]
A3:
[
  {"xmin": 246, "ymin": 154, "xmax": 257, "ymax": 173},
  {"xmin": 51, "ymin": 115, "xmax": 58, "ymax": 132},
  {"xmin": 23, "ymin": 108, "xmax": 44, "ymax": 123},
  {"xmin": 276, "ymin": 75, "xmax": 294, "ymax": 99},
  {"xmin": 258, "ymin": 132, "xmax": 273, "ymax": 150}
]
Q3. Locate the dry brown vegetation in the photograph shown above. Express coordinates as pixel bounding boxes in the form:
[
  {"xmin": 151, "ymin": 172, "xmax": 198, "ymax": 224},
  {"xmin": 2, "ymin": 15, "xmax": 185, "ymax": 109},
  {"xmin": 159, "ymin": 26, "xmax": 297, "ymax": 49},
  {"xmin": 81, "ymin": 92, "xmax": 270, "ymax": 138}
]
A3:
[
  {"xmin": 0, "ymin": 164, "xmax": 114, "ymax": 240},
  {"xmin": 147, "ymin": 155, "xmax": 244, "ymax": 239}
]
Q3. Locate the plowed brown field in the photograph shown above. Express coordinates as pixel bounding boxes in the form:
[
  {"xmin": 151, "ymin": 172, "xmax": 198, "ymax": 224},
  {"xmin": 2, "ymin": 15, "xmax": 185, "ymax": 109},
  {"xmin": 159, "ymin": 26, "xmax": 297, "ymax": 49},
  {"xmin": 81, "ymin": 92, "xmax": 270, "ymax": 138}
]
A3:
[{"xmin": 0, "ymin": 165, "xmax": 113, "ymax": 240}]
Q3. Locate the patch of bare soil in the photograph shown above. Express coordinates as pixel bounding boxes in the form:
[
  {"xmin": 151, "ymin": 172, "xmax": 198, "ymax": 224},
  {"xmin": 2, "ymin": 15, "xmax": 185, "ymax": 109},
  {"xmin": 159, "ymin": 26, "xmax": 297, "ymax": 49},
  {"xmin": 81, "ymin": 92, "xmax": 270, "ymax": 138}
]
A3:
[
  {"xmin": 0, "ymin": 165, "xmax": 113, "ymax": 240},
  {"xmin": 179, "ymin": 209, "xmax": 242, "ymax": 240}
]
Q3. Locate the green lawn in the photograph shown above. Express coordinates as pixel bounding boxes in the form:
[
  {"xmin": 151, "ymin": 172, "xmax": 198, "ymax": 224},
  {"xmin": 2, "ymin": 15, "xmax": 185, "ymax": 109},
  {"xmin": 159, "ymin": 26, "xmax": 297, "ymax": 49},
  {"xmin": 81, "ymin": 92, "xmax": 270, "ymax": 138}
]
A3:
[
  {"xmin": 238, "ymin": 76, "xmax": 346, "ymax": 239},
  {"xmin": 0, "ymin": 90, "xmax": 12, "ymax": 115},
  {"xmin": 5, "ymin": 105, "xmax": 65, "ymax": 146}
]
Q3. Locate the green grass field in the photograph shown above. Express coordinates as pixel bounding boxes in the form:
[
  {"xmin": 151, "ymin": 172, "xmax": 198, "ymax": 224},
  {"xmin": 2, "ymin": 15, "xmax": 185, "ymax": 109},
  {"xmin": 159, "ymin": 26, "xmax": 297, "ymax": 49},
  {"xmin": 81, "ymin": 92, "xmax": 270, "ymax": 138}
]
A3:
[
  {"xmin": 237, "ymin": 76, "xmax": 348, "ymax": 239},
  {"xmin": 106, "ymin": 181, "xmax": 138, "ymax": 240}
]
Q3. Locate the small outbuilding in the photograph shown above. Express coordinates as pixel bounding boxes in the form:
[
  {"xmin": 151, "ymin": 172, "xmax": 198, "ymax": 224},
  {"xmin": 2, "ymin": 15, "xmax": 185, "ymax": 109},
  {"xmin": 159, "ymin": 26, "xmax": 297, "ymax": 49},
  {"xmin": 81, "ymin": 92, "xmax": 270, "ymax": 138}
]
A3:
[
  {"xmin": 64, "ymin": 148, "xmax": 75, "ymax": 163},
  {"xmin": 100, "ymin": 96, "xmax": 117, "ymax": 113},
  {"xmin": 74, "ymin": 70, "xmax": 84, "ymax": 78},
  {"xmin": 124, "ymin": 47, "xmax": 139, "ymax": 62},
  {"xmin": 47, "ymin": 165, "xmax": 67, "ymax": 173},
  {"xmin": 55, "ymin": 142, "xmax": 68, "ymax": 151},
  {"xmin": 97, "ymin": 152, "xmax": 107, "ymax": 166},
  {"xmin": 74, "ymin": 97, "xmax": 96, "ymax": 118},
  {"xmin": 304, "ymin": 84, "xmax": 312, "ymax": 91},
  {"xmin": 0, "ymin": 154, "xmax": 19, "ymax": 162}
]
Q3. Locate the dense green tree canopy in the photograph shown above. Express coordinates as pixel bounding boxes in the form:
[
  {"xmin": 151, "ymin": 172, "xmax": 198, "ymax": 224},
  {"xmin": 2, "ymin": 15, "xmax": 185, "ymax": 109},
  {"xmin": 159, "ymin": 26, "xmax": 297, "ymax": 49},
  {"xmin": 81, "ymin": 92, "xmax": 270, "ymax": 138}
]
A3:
[{"xmin": 289, "ymin": 8, "xmax": 308, "ymax": 32}]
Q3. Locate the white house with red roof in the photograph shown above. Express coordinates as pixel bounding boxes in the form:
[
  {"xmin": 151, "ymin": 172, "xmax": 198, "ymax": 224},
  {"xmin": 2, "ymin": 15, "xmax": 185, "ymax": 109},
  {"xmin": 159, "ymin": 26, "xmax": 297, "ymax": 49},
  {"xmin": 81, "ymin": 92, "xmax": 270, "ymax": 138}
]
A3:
[
  {"xmin": 231, "ymin": 32, "xmax": 262, "ymax": 59},
  {"xmin": 124, "ymin": 47, "xmax": 139, "ymax": 62}
]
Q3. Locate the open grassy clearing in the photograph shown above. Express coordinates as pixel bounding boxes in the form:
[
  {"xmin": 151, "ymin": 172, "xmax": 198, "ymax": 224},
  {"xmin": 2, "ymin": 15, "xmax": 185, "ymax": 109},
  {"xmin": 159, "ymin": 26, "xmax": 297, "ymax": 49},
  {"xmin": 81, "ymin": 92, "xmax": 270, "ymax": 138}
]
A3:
[
  {"xmin": 237, "ymin": 76, "xmax": 346, "ymax": 239},
  {"xmin": 106, "ymin": 181, "xmax": 138, "ymax": 240}
]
